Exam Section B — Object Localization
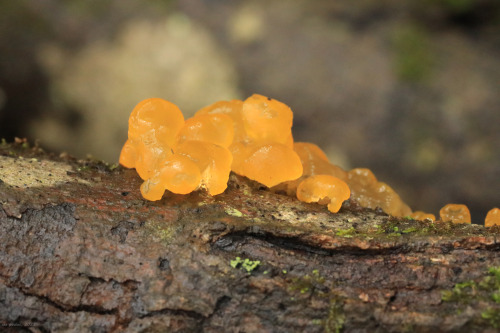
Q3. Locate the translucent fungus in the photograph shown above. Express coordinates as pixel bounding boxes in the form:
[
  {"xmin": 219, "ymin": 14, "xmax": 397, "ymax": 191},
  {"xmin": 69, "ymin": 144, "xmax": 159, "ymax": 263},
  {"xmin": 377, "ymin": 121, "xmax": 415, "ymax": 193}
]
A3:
[
  {"xmin": 296, "ymin": 175, "xmax": 351, "ymax": 213},
  {"xmin": 372, "ymin": 182, "xmax": 412, "ymax": 217},
  {"xmin": 120, "ymin": 95, "xmax": 419, "ymax": 215},
  {"xmin": 132, "ymin": 138, "xmax": 173, "ymax": 180},
  {"xmin": 485, "ymin": 208, "xmax": 500, "ymax": 227},
  {"xmin": 293, "ymin": 142, "xmax": 347, "ymax": 180},
  {"xmin": 410, "ymin": 211, "xmax": 436, "ymax": 221},
  {"xmin": 240, "ymin": 143, "xmax": 303, "ymax": 187},
  {"xmin": 174, "ymin": 140, "xmax": 232, "ymax": 196},
  {"xmin": 195, "ymin": 100, "xmax": 246, "ymax": 143},
  {"xmin": 228, "ymin": 141, "xmax": 252, "ymax": 176},
  {"xmin": 119, "ymin": 139, "xmax": 137, "ymax": 169},
  {"xmin": 140, "ymin": 154, "xmax": 201, "ymax": 200},
  {"xmin": 275, "ymin": 142, "xmax": 347, "ymax": 196},
  {"xmin": 120, "ymin": 98, "xmax": 184, "ymax": 175},
  {"xmin": 439, "ymin": 204, "xmax": 471, "ymax": 224},
  {"xmin": 241, "ymin": 94, "xmax": 293, "ymax": 144},
  {"xmin": 346, "ymin": 168, "xmax": 411, "ymax": 217},
  {"xmin": 175, "ymin": 113, "xmax": 234, "ymax": 148},
  {"xmin": 345, "ymin": 168, "xmax": 378, "ymax": 208},
  {"xmin": 128, "ymin": 98, "xmax": 184, "ymax": 147}
]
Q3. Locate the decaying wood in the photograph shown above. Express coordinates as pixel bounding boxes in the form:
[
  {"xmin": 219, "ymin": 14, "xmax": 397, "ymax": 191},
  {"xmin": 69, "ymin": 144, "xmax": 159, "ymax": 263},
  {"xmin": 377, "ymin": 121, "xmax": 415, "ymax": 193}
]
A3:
[{"xmin": 1, "ymin": 141, "xmax": 500, "ymax": 333}]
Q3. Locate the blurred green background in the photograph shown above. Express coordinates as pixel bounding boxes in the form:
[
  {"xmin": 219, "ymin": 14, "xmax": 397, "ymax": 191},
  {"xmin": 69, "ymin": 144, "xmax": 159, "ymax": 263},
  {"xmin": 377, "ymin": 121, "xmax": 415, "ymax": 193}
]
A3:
[{"xmin": 1, "ymin": 0, "xmax": 499, "ymax": 223}]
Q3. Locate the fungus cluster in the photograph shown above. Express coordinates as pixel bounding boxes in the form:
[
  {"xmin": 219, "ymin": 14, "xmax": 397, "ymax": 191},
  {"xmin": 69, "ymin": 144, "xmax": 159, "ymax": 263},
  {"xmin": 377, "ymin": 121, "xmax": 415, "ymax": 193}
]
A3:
[{"xmin": 120, "ymin": 95, "xmax": 499, "ymax": 226}]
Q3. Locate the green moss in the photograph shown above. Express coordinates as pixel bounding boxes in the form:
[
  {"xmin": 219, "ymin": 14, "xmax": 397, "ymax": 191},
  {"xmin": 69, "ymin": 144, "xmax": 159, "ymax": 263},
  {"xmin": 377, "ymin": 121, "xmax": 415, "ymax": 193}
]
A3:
[
  {"xmin": 335, "ymin": 227, "xmax": 356, "ymax": 238},
  {"xmin": 289, "ymin": 269, "xmax": 326, "ymax": 295},
  {"xmin": 230, "ymin": 257, "xmax": 260, "ymax": 273},
  {"xmin": 225, "ymin": 207, "xmax": 243, "ymax": 217},
  {"xmin": 324, "ymin": 296, "xmax": 345, "ymax": 333},
  {"xmin": 442, "ymin": 267, "xmax": 500, "ymax": 328},
  {"xmin": 482, "ymin": 308, "xmax": 500, "ymax": 329},
  {"xmin": 442, "ymin": 280, "xmax": 477, "ymax": 303},
  {"xmin": 108, "ymin": 163, "xmax": 119, "ymax": 171},
  {"xmin": 402, "ymin": 227, "xmax": 418, "ymax": 234}
]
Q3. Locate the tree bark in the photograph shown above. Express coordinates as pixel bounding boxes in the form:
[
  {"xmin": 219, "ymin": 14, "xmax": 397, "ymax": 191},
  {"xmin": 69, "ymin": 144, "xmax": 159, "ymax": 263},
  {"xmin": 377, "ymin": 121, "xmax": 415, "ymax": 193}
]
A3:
[{"xmin": 1, "ymin": 141, "xmax": 500, "ymax": 333}]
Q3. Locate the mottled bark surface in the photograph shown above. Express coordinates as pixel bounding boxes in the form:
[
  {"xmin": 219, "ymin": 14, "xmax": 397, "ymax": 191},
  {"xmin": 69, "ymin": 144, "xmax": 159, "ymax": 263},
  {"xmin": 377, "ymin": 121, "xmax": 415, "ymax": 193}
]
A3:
[{"xmin": 1, "ymin": 141, "xmax": 500, "ymax": 333}]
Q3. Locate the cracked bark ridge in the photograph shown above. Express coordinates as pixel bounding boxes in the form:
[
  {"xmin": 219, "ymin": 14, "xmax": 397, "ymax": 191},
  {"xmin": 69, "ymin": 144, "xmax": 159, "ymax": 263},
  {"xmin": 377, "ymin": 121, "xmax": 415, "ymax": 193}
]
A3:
[{"xmin": 1, "ymin": 141, "xmax": 500, "ymax": 333}]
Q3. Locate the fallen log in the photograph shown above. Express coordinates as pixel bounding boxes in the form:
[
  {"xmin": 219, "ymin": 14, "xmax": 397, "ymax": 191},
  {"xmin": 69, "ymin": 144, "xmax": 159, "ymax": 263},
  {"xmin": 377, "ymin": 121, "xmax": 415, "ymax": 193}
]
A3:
[{"xmin": 1, "ymin": 140, "xmax": 499, "ymax": 332}]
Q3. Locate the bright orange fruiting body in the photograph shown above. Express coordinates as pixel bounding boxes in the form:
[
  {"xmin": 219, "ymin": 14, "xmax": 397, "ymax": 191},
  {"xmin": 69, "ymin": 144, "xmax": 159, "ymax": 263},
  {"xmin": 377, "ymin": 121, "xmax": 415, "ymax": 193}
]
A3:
[
  {"xmin": 439, "ymin": 204, "xmax": 471, "ymax": 224},
  {"xmin": 296, "ymin": 175, "xmax": 350, "ymax": 213},
  {"xmin": 241, "ymin": 94, "xmax": 293, "ymax": 144},
  {"xmin": 346, "ymin": 168, "xmax": 411, "ymax": 217},
  {"xmin": 409, "ymin": 211, "xmax": 436, "ymax": 221},
  {"xmin": 174, "ymin": 140, "xmax": 232, "ymax": 196},
  {"xmin": 119, "ymin": 95, "xmax": 500, "ymax": 224},
  {"xmin": 175, "ymin": 113, "xmax": 234, "ymax": 148},
  {"xmin": 140, "ymin": 154, "xmax": 201, "ymax": 200},
  {"xmin": 485, "ymin": 208, "xmax": 500, "ymax": 227},
  {"xmin": 240, "ymin": 143, "xmax": 303, "ymax": 188}
]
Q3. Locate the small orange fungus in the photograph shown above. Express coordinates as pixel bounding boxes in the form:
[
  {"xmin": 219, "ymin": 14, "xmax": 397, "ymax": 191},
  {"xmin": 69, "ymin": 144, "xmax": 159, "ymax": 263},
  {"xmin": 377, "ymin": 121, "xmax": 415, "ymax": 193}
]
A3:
[
  {"xmin": 439, "ymin": 204, "xmax": 471, "ymax": 224},
  {"xmin": 485, "ymin": 208, "xmax": 500, "ymax": 227},
  {"xmin": 294, "ymin": 142, "xmax": 347, "ymax": 180},
  {"xmin": 296, "ymin": 175, "xmax": 350, "ymax": 213},
  {"xmin": 409, "ymin": 211, "xmax": 436, "ymax": 221},
  {"xmin": 346, "ymin": 168, "xmax": 411, "ymax": 217}
]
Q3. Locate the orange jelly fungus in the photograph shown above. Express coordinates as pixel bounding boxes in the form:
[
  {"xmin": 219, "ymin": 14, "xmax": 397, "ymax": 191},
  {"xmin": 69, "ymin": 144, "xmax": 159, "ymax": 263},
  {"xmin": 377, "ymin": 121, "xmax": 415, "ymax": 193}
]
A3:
[
  {"xmin": 439, "ymin": 204, "xmax": 471, "ymax": 224},
  {"xmin": 409, "ymin": 211, "xmax": 436, "ymax": 221},
  {"xmin": 174, "ymin": 140, "xmax": 232, "ymax": 196},
  {"xmin": 239, "ymin": 143, "xmax": 302, "ymax": 188},
  {"xmin": 175, "ymin": 113, "xmax": 234, "ymax": 148},
  {"xmin": 241, "ymin": 94, "xmax": 293, "ymax": 144},
  {"xmin": 346, "ymin": 168, "xmax": 411, "ymax": 217},
  {"xmin": 124, "ymin": 95, "xmax": 500, "ymax": 223},
  {"xmin": 296, "ymin": 175, "xmax": 350, "ymax": 213},
  {"xmin": 485, "ymin": 208, "xmax": 500, "ymax": 227},
  {"xmin": 140, "ymin": 154, "xmax": 201, "ymax": 201}
]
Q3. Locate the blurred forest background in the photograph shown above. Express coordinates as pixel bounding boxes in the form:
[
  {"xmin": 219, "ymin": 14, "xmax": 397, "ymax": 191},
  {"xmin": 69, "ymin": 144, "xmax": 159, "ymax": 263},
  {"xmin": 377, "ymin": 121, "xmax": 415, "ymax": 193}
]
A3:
[{"xmin": 0, "ymin": 0, "xmax": 499, "ymax": 223}]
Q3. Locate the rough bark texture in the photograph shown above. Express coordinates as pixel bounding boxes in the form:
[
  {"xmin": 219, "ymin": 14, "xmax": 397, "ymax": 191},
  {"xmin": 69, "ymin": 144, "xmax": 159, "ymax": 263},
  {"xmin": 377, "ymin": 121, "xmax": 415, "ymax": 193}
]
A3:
[{"xmin": 1, "ymin": 141, "xmax": 500, "ymax": 333}]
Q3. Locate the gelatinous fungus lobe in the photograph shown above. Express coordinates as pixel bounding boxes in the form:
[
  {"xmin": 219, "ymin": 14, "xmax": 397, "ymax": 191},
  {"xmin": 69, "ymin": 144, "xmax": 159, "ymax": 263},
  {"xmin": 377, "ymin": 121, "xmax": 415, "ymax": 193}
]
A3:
[
  {"xmin": 195, "ymin": 100, "xmax": 245, "ymax": 142},
  {"xmin": 296, "ymin": 175, "xmax": 351, "ymax": 213},
  {"xmin": 439, "ymin": 204, "xmax": 471, "ymax": 224},
  {"xmin": 346, "ymin": 168, "xmax": 411, "ymax": 217},
  {"xmin": 175, "ymin": 113, "xmax": 234, "ymax": 148},
  {"xmin": 241, "ymin": 94, "xmax": 293, "ymax": 145},
  {"xmin": 485, "ymin": 207, "xmax": 500, "ymax": 227},
  {"xmin": 120, "ymin": 98, "xmax": 185, "ymax": 174},
  {"xmin": 274, "ymin": 142, "xmax": 347, "ymax": 196},
  {"xmin": 133, "ymin": 138, "xmax": 173, "ymax": 180},
  {"xmin": 410, "ymin": 211, "xmax": 436, "ymax": 221},
  {"xmin": 140, "ymin": 154, "xmax": 201, "ymax": 201},
  {"xmin": 240, "ymin": 143, "xmax": 303, "ymax": 188},
  {"xmin": 128, "ymin": 98, "xmax": 184, "ymax": 147},
  {"xmin": 174, "ymin": 140, "xmax": 232, "ymax": 196}
]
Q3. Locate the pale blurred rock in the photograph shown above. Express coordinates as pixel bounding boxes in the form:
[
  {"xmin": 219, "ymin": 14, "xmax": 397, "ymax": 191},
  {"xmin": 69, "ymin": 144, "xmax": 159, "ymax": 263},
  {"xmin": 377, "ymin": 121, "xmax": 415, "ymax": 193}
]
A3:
[{"xmin": 33, "ymin": 13, "xmax": 241, "ymax": 162}]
